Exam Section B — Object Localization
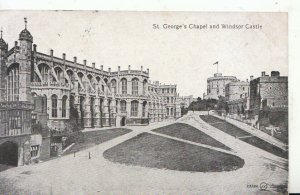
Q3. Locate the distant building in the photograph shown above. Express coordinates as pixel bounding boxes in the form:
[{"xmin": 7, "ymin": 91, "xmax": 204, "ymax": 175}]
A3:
[
  {"xmin": 180, "ymin": 95, "xmax": 194, "ymax": 108},
  {"xmin": 203, "ymin": 73, "xmax": 237, "ymax": 100},
  {"xmin": 151, "ymin": 82, "xmax": 181, "ymax": 119},
  {"xmin": 225, "ymin": 80, "xmax": 250, "ymax": 115},
  {"xmin": 248, "ymin": 71, "xmax": 288, "ymax": 130}
]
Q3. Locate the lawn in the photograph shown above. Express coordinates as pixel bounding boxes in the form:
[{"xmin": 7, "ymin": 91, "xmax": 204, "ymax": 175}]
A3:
[
  {"xmin": 199, "ymin": 115, "xmax": 288, "ymax": 159},
  {"xmin": 103, "ymin": 132, "xmax": 244, "ymax": 172},
  {"xmin": 200, "ymin": 115, "xmax": 250, "ymax": 137},
  {"xmin": 63, "ymin": 128, "xmax": 132, "ymax": 155},
  {"xmin": 152, "ymin": 123, "xmax": 231, "ymax": 151}
]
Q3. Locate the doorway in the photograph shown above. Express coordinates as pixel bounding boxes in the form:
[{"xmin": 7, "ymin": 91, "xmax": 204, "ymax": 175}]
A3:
[
  {"xmin": 121, "ymin": 117, "xmax": 126, "ymax": 126},
  {"xmin": 0, "ymin": 141, "xmax": 18, "ymax": 166}
]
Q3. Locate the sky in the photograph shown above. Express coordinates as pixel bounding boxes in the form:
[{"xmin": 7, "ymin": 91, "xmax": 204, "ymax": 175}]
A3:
[{"xmin": 0, "ymin": 11, "xmax": 287, "ymax": 97}]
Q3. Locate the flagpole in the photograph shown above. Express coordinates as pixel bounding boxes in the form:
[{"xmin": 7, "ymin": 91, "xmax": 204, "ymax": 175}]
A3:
[{"xmin": 213, "ymin": 61, "xmax": 219, "ymax": 73}]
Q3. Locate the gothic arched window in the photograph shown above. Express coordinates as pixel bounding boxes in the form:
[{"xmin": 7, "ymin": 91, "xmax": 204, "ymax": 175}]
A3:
[
  {"xmin": 121, "ymin": 78, "xmax": 127, "ymax": 94},
  {"xmin": 7, "ymin": 64, "xmax": 19, "ymax": 101},
  {"xmin": 62, "ymin": 95, "xmax": 68, "ymax": 118},
  {"xmin": 121, "ymin": 100, "xmax": 126, "ymax": 112},
  {"xmin": 51, "ymin": 95, "xmax": 58, "ymax": 117},
  {"xmin": 111, "ymin": 79, "xmax": 116, "ymax": 94},
  {"xmin": 132, "ymin": 78, "xmax": 139, "ymax": 95},
  {"xmin": 143, "ymin": 80, "xmax": 147, "ymax": 95},
  {"xmin": 131, "ymin": 100, "xmax": 138, "ymax": 116}
]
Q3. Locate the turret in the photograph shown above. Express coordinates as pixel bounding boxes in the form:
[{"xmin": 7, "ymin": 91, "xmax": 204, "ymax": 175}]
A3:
[
  {"xmin": 18, "ymin": 18, "xmax": 33, "ymax": 102},
  {"xmin": 19, "ymin": 18, "xmax": 33, "ymax": 57}
]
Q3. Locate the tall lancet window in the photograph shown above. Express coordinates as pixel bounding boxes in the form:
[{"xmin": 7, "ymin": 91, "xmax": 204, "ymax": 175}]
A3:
[
  {"xmin": 121, "ymin": 78, "xmax": 127, "ymax": 94},
  {"xmin": 62, "ymin": 95, "xmax": 68, "ymax": 118},
  {"xmin": 132, "ymin": 78, "xmax": 139, "ymax": 95},
  {"xmin": 111, "ymin": 79, "xmax": 116, "ymax": 94},
  {"xmin": 51, "ymin": 95, "xmax": 58, "ymax": 118},
  {"xmin": 7, "ymin": 64, "xmax": 20, "ymax": 101},
  {"xmin": 131, "ymin": 100, "xmax": 138, "ymax": 117},
  {"xmin": 143, "ymin": 80, "xmax": 147, "ymax": 95}
]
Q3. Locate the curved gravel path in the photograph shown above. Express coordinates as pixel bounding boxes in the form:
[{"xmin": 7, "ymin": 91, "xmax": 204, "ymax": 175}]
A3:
[{"xmin": 0, "ymin": 113, "xmax": 288, "ymax": 194}]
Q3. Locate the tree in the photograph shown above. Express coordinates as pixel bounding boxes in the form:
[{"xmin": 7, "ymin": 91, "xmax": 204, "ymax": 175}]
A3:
[
  {"xmin": 187, "ymin": 97, "xmax": 218, "ymax": 111},
  {"xmin": 216, "ymin": 96, "xmax": 227, "ymax": 111},
  {"xmin": 181, "ymin": 107, "xmax": 188, "ymax": 115}
]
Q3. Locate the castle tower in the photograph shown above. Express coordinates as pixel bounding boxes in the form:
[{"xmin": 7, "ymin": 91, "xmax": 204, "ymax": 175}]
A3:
[
  {"xmin": 0, "ymin": 28, "xmax": 8, "ymax": 101},
  {"xmin": 18, "ymin": 18, "xmax": 33, "ymax": 102}
]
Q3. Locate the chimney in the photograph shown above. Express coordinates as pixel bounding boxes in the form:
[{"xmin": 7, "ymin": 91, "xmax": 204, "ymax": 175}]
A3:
[
  {"xmin": 83, "ymin": 60, "xmax": 87, "ymax": 67},
  {"xmin": 14, "ymin": 41, "xmax": 18, "ymax": 46},
  {"xmin": 108, "ymin": 67, "xmax": 111, "ymax": 73},
  {"xmin": 147, "ymin": 68, "xmax": 149, "ymax": 74},
  {"xmin": 50, "ymin": 49, "xmax": 53, "ymax": 57},
  {"xmin": 73, "ymin": 56, "xmax": 77, "ymax": 63},
  {"xmin": 62, "ymin": 53, "xmax": 66, "ymax": 61},
  {"xmin": 261, "ymin": 71, "xmax": 265, "ymax": 77},
  {"xmin": 92, "ymin": 62, "xmax": 95, "ymax": 69},
  {"xmin": 118, "ymin": 66, "xmax": 120, "ymax": 72},
  {"xmin": 250, "ymin": 75, "xmax": 254, "ymax": 81},
  {"xmin": 246, "ymin": 79, "xmax": 248, "ymax": 82},
  {"xmin": 128, "ymin": 65, "xmax": 131, "ymax": 70},
  {"xmin": 101, "ymin": 65, "xmax": 103, "ymax": 70},
  {"xmin": 33, "ymin": 44, "xmax": 37, "ymax": 52},
  {"xmin": 141, "ymin": 66, "xmax": 143, "ymax": 72}
]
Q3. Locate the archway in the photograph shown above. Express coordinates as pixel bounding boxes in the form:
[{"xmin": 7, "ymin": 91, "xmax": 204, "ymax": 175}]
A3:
[
  {"xmin": 121, "ymin": 117, "xmax": 126, "ymax": 126},
  {"xmin": 0, "ymin": 141, "xmax": 18, "ymax": 166}
]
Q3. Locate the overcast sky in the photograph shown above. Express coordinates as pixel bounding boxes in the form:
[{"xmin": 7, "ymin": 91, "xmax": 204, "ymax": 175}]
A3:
[{"xmin": 0, "ymin": 11, "xmax": 287, "ymax": 97}]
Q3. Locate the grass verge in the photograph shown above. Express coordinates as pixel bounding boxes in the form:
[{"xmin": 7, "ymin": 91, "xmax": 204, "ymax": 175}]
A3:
[
  {"xmin": 63, "ymin": 128, "xmax": 132, "ymax": 155},
  {"xmin": 103, "ymin": 132, "xmax": 244, "ymax": 172},
  {"xmin": 152, "ymin": 123, "xmax": 231, "ymax": 151}
]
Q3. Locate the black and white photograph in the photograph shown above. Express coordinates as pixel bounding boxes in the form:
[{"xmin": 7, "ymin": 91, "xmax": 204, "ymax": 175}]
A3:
[{"xmin": 0, "ymin": 6, "xmax": 296, "ymax": 194}]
